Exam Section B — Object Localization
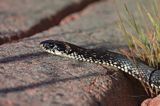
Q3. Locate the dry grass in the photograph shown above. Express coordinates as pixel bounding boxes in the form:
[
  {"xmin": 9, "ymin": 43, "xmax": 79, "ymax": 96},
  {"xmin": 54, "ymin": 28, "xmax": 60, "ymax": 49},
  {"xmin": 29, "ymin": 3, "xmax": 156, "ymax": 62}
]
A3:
[
  {"xmin": 117, "ymin": 0, "xmax": 160, "ymax": 96},
  {"xmin": 119, "ymin": 0, "xmax": 160, "ymax": 69}
]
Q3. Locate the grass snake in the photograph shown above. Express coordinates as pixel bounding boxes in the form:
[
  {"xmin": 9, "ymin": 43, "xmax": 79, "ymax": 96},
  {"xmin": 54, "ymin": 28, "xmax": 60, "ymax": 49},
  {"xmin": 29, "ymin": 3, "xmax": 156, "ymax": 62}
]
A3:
[{"xmin": 40, "ymin": 40, "xmax": 160, "ymax": 96}]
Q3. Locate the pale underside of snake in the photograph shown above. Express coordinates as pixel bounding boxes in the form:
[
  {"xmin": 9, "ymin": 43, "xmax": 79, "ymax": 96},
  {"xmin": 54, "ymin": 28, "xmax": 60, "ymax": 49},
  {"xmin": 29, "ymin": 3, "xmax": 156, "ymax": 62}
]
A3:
[{"xmin": 40, "ymin": 40, "xmax": 160, "ymax": 96}]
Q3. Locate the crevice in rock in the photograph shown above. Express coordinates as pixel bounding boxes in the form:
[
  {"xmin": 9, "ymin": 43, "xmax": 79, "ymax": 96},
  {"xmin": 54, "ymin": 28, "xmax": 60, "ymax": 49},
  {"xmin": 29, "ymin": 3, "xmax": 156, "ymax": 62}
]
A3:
[{"xmin": 0, "ymin": 0, "xmax": 103, "ymax": 45}]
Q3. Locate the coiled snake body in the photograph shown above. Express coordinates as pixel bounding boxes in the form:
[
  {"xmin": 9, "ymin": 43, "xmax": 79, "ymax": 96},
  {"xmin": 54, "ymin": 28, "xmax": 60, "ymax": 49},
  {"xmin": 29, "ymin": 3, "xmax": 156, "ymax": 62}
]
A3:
[{"xmin": 40, "ymin": 40, "xmax": 160, "ymax": 96}]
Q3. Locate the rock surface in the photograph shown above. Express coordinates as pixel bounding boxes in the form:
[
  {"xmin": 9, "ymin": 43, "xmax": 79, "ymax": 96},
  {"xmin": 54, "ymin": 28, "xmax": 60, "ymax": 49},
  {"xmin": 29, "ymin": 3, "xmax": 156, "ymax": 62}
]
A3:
[
  {"xmin": 0, "ymin": 0, "xmax": 156, "ymax": 106},
  {"xmin": 0, "ymin": 0, "xmax": 100, "ymax": 44},
  {"xmin": 141, "ymin": 95, "xmax": 160, "ymax": 106}
]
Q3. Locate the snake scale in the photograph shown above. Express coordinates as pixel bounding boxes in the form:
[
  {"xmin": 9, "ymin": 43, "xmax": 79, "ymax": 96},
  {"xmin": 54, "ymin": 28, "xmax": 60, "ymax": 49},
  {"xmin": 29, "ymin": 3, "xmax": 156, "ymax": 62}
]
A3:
[{"xmin": 40, "ymin": 40, "xmax": 160, "ymax": 96}]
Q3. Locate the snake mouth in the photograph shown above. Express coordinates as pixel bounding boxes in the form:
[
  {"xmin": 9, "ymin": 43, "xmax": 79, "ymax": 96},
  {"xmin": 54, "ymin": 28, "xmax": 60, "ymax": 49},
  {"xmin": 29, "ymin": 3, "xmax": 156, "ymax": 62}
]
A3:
[
  {"xmin": 40, "ymin": 40, "xmax": 55, "ymax": 53},
  {"xmin": 40, "ymin": 40, "xmax": 52, "ymax": 49},
  {"xmin": 40, "ymin": 40, "xmax": 67, "ymax": 56}
]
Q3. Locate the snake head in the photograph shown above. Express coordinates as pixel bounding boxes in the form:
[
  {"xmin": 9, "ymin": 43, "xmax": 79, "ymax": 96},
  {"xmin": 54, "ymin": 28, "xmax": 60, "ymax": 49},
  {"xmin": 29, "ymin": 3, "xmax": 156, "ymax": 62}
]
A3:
[{"xmin": 40, "ymin": 40, "xmax": 67, "ymax": 55}]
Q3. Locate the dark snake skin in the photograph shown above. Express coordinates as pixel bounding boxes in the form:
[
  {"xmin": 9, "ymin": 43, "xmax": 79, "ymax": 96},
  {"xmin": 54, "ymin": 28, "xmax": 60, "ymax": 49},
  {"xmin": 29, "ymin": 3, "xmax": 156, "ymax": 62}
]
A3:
[{"xmin": 40, "ymin": 40, "xmax": 160, "ymax": 96}]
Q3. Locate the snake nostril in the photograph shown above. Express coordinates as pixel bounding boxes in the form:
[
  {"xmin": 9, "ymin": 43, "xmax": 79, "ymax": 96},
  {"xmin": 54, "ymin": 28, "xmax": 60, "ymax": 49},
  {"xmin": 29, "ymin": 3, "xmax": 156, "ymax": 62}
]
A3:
[
  {"xmin": 40, "ymin": 43, "xmax": 49, "ymax": 50},
  {"xmin": 40, "ymin": 40, "xmax": 47, "ymax": 45}
]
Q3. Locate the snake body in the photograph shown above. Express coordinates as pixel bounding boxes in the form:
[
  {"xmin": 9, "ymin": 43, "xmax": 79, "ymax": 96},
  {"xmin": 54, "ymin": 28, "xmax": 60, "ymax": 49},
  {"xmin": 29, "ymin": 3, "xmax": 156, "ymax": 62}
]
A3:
[{"xmin": 40, "ymin": 40, "xmax": 160, "ymax": 95}]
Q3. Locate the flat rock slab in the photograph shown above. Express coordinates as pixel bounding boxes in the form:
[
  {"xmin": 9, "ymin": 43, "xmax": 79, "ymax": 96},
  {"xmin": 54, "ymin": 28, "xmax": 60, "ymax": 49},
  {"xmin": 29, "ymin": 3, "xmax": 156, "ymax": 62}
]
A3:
[
  {"xmin": 0, "ymin": 0, "xmax": 100, "ymax": 44},
  {"xmin": 0, "ymin": 0, "xmax": 149, "ymax": 106},
  {"xmin": 0, "ymin": 35, "xmax": 146, "ymax": 106}
]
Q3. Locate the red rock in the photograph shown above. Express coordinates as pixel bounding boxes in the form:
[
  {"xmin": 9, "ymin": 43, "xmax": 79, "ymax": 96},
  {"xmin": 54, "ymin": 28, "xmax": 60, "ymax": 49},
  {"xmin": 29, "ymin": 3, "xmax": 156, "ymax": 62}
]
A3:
[
  {"xmin": 0, "ymin": 0, "xmax": 153, "ymax": 105},
  {"xmin": 142, "ymin": 95, "xmax": 160, "ymax": 106}
]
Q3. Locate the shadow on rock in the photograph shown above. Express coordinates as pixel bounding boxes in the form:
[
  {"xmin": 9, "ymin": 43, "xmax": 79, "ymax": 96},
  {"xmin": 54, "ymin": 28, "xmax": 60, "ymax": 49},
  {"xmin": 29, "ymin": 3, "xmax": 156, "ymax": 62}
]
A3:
[
  {"xmin": 0, "ymin": 51, "xmax": 48, "ymax": 64},
  {"xmin": 0, "ymin": 72, "xmax": 108, "ymax": 94}
]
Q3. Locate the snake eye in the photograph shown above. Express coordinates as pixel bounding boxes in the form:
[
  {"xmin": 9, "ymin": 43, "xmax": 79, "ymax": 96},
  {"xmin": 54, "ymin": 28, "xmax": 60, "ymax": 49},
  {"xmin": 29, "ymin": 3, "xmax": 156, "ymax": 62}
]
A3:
[{"xmin": 54, "ymin": 43, "xmax": 66, "ymax": 51}]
